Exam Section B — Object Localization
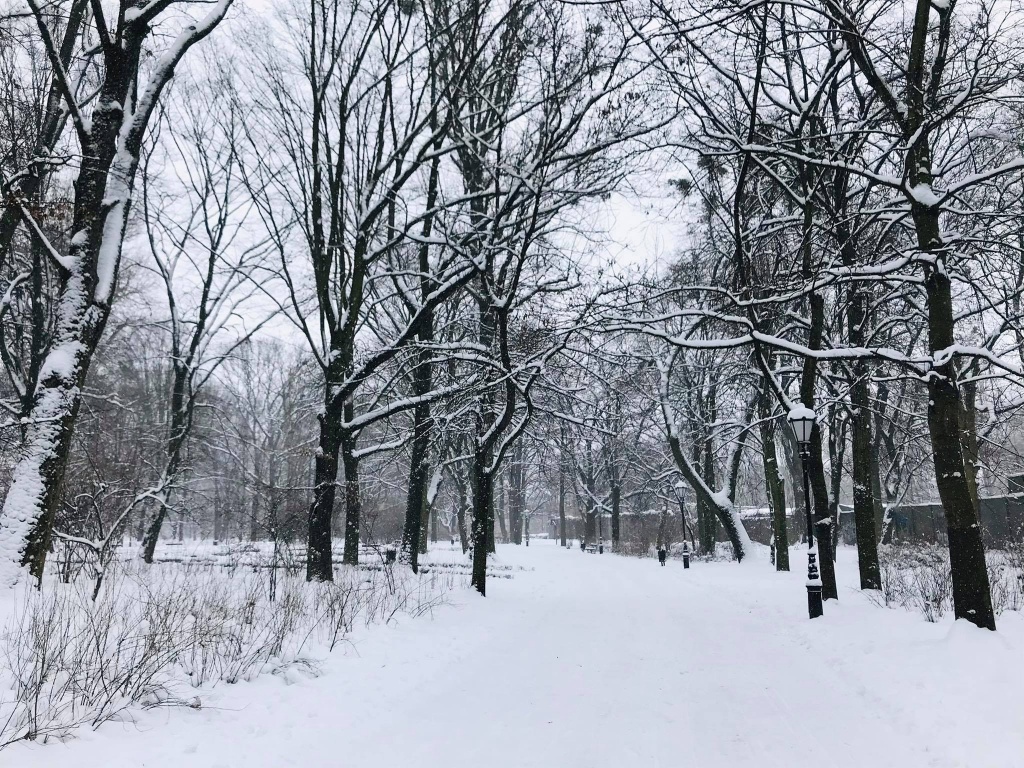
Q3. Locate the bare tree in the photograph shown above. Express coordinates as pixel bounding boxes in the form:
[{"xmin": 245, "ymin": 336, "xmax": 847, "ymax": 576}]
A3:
[
  {"xmin": 133, "ymin": 69, "xmax": 273, "ymax": 563},
  {"xmin": 0, "ymin": 0, "xmax": 235, "ymax": 585},
  {"xmin": 239, "ymin": 0, "xmax": 483, "ymax": 579}
]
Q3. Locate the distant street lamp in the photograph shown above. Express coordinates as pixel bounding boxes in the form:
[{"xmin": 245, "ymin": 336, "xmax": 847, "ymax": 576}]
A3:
[
  {"xmin": 673, "ymin": 481, "xmax": 691, "ymax": 569},
  {"xmin": 788, "ymin": 405, "xmax": 823, "ymax": 619}
]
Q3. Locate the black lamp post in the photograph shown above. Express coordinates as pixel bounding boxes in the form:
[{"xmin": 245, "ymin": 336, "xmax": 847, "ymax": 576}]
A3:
[
  {"xmin": 673, "ymin": 481, "xmax": 690, "ymax": 569},
  {"xmin": 788, "ymin": 405, "xmax": 823, "ymax": 619}
]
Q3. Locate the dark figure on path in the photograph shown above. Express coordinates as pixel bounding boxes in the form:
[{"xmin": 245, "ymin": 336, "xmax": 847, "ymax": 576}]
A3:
[{"xmin": 658, "ymin": 548, "xmax": 667, "ymax": 566}]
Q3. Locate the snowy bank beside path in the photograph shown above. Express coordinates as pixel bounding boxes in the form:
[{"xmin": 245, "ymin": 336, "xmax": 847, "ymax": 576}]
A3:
[{"xmin": 5, "ymin": 542, "xmax": 1024, "ymax": 768}]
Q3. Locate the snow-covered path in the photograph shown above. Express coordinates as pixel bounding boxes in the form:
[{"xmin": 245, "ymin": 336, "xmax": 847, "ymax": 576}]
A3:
[{"xmin": 9, "ymin": 541, "xmax": 1024, "ymax": 768}]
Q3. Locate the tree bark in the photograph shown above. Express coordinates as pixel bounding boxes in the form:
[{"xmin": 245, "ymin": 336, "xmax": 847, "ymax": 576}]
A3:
[
  {"xmin": 701, "ymin": 433, "xmax": 719, "ymax": 550},
  {"xmin": 248, "ymin": 442, "xmax": 262, "ymax": 542},
  {"xmin": 455, "ymin": 465, "xmax": 470, "ymax": 554},
  {"xmin": 495, "ymin": 470, "xmax": 509, "ymax": 544},
  {"xmin": 870, "ymin": 433, "xmax": 886, "ymax": 539},
  {"xmin": 693, "ymin": 445, "xmax": 712, "ymax": 555},
  {"xmin": 781, "ymin": 431, "xmax": 806, "ymax": 537},
  {"xmin": 847, "ymin": 293, "xmax": 882, "ymax": 589},
  {"xmin": 828, "ymin": 406, "xmax": 845, "ymax": 558},
  {"xmin": 798, "ymin": 291, "xmax": 839, "ymax": 600},
  {"xmin": 341, "ymin": 417, "xmax": 361, "ymax": 566},
  {"xmin": 306, "ymin": 402, "xmax": 341, "ymax": 581},
  {"xmin": 419, "ymin": 488, "xmax": 431, "ymax": 556},
  {"xmin": 470, "ymin": 449, "xmax": 492, "ymax": 595},
  {"xmin": 584, "ymin": 506, "xmax": 597, "ymax": 548},
  {"xmin": 921, "ymin": 242, "xmax": 994, "ymax": 628},
  {"xmin": 401, "ymin": 350, "xmax": 432, "ymax": 571},
  {"xmin": 610, "ymin": 483, "xmax": 621, "ymax": 548},
  {"xmin": 759, "ymin": 388, "xmax": 789, "ymax": 571},
  {"xmin": 508, "ymin": 442, "xmax": 526, "ymax": 544},
  {"xmin": 558, "ymin": 434, "xmax": 568, "ymax": 547},
  {"xmin": 829, "ymin": 191, "xmax": 883, "ymax": 587}
]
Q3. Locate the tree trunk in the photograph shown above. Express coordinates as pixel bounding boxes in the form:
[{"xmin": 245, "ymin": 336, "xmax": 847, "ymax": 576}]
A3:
[
  {"xmin": 306, "ymin": 403, "xmax": 341, "ymax": 581},
  {"xmin": 781, "ymin": 431, "xmax": 806, "ymax": 537},
  {"xmin": 213, "ymin": 487, "xmax": 222, "ymax": 543},
  {"xmin": 470, "ymin": 450, "xmax": 492, "ymax": 595},
  {"xmin": 799, "ymin": 291, "xmax": 839, "ymax": 600},
  {"xmin": 828, "ymin": 407, "xmax": 845, "ymax": 558},
  {"xmin": 142, "ymin": 362, "xmax": 191, "ymax": 564},
  {"xmin": 341, "ymin": 420, "xmax": 361, "ymax": 566},
  {"xmin": 961, "ymin": 379, "xmax": 981, "ymax": 501},
  {"xmin": 834, "ymin": 204, "xmax": 883, "ymax": 588},
  {"xmin": 400, "ymin": 143, "xmax": 440, "ymax": 568},
  {"xmin": 558, "ymin": 437, "xmax": 568, "ymax": 547},
  {"xmin": 923, "ymin": 255, "xmax": 995, "ymax": 629},
  {"xmin": 508, "ymin": 443, "xmax": 526, "ymax": 544},
  {"xmin": 848, "ymin": 294, "xmax": 882, "ymax": 590},
  {"xmin": 610, "ymin": 483, "xmax": 621, "ymax": 548},
  {"xmin": 456, "ymin": 471, "xmax": 470, "ymax": 554},
  {"xmin": 759, "ymin": 390, "xmax": 789, "ymax": 571},
  {"xmin": 249, "ymin": 454, "xmax": 262, "ymax": 543},
  {"xmin": 418, "ymin": 476, "xmax": 431, "ymax": 556},
  {"xmin": 24, "ymin": 222, "xmax": 46, "ymax": 424},
  {"xmin": 900, "ymin": 3, "xmax": 993, "ymax": 627},
  {"xmin": 870, "ymin": 440, "xmax": 886, "ymax": 539},
  {"xmin": 3, "ymin": 122, "xmax": 132, "ymax": 583},
  {"xmin": 692, "ymin": 445, "xmax": 708, "ymax": 554},
  {"xmin": 140, "ymin": 495, "xmax": 167, "ymax": 565},
  {"xmin": 694, "ymin": 441, "xmax": 717, "ymax": 555},
  {"xmin": 584, "ymin": 506, "xmax": 597, "ymax": 548},
  {"xmin": 401, "ymin": 349, "xmax": 432, "ymax": 571},
  {"xmin": 495, "ymin": 470, "xmax": 509, "ymax": 544}
]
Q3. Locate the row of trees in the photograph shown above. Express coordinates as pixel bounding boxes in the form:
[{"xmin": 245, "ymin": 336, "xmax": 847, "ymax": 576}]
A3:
[
  {"xmin": 0, "ymin": 0, "xmax": 664, "ymax": 598},
  {"xmin": 4, "ymin": 0, "xmax": 1024, "ymax": 630},
  {"xmin": 613, "ymin": 0, "xmax": 1024, "ymax": 630}
]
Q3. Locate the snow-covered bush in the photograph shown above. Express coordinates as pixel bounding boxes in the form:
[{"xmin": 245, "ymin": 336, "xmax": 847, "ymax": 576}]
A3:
[
  {"xmin": 987, "ymin": 544, "xmax": 1024, "ymax": 614},
  {"xmin": 0, "ymin": 559, "xmax": 461, "ymax": 748},
  {"xmin": 875, "ymin": 544, "xmax": 1024, "ymax": 621},
  {"xmin": 875, "ymin": 545, "xmax": 954, "ymax": 621}
]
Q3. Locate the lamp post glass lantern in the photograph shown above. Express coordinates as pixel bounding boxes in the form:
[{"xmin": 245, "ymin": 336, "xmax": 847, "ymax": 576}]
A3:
[
  {"xmin": 788, "ymin": 405, "xmax": 823, "ymax": 619},
  {"xmin": 787, "ymin": 406, "xmax": 815, "ymax": 445}
]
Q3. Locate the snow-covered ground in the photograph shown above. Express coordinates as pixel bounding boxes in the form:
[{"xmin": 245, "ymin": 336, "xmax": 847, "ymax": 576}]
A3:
[{"xmin": 6, "ymin": 541, "xmax": 1024, "ymax": 768}]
